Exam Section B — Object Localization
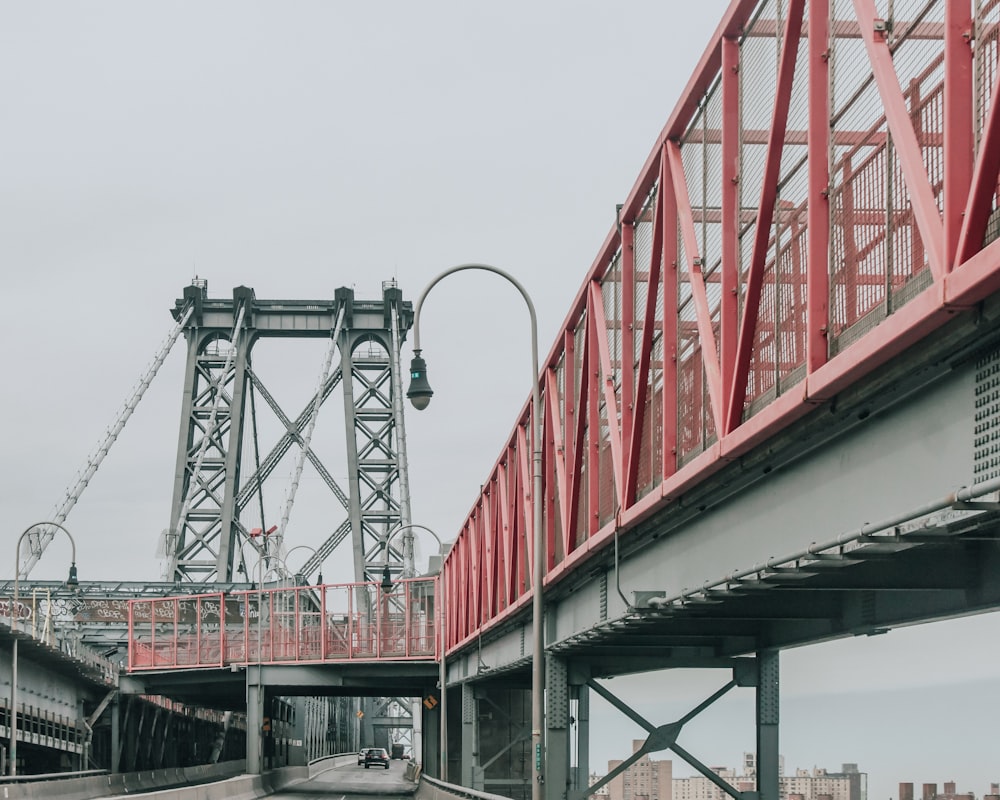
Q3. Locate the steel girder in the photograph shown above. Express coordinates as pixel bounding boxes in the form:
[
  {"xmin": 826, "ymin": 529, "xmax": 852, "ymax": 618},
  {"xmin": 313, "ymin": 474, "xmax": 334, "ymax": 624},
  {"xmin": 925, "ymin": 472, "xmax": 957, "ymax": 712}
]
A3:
[
  {"xmin": 165, "ymin": 283, "xmax": 414, "ymax": 584},
  {"xmin": 438, "ymin": 0, "xmax": 1000, "ymax": 651}
]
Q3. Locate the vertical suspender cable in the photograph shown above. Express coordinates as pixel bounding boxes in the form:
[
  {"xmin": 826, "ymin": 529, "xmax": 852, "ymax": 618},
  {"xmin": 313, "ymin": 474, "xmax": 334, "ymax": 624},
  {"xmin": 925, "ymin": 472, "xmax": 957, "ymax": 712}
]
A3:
[
  {"xmin": 388, "ymin": 295, "xmax": 415, "ymax": 577},
  {"xmin": 19, "ymin": 304, "xmax": 195, "ymax": 577},
  {"xmin": 239, "ymin": 366, "xmax": 269, "ymax": 579}
]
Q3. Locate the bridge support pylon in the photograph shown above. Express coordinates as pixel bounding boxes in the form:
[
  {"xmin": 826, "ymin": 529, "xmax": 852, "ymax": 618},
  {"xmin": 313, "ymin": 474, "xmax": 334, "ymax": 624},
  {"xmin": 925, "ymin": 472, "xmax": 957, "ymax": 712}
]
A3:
[
  {"xmin": 756, "ymin": 650, "xmax": 779, "ymax": 800},
  {"xmin": 246, "ymin": 669, "xmax": 265, "ymax": 775},
  {"xmin": 547, "ymin": 657, "xmax": 590, "ymax": 800}
]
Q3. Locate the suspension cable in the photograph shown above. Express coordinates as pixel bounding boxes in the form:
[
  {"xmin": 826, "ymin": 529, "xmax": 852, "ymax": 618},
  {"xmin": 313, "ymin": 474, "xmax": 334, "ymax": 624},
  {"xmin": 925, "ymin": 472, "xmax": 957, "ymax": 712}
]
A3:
[{"xmin": 20, "ymin": 305, "xmax": 194, "ymax": 577}]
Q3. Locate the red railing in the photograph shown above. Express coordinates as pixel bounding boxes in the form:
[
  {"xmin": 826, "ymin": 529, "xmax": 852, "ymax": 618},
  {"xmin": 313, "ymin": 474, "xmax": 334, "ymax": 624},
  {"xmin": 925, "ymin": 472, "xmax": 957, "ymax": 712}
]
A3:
[{"xmin": 127, "ymin": 577, "xmax": 439, "ymax": 671}]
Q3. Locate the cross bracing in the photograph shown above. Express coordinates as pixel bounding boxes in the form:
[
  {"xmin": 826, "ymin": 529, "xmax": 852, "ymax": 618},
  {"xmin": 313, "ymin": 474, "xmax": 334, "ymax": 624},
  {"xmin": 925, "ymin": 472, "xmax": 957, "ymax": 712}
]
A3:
[{"xmin": 164, "ymin": 282, "xmax": 415, "ymax": 587}]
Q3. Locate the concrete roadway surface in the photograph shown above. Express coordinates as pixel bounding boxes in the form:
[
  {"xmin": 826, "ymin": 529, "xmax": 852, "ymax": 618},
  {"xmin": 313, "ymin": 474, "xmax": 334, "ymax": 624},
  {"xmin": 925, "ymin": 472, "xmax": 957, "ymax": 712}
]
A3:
[{"xmin": 269, "ymin": 758, "xmax": 418, "ymax": 798}]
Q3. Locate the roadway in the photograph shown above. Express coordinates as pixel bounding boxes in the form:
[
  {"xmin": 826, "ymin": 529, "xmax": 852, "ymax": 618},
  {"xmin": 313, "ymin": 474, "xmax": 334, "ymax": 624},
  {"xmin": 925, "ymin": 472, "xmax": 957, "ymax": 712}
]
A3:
[{"xmin": 271, "ymin": 759, "xmax": 417, "ymax": 797}]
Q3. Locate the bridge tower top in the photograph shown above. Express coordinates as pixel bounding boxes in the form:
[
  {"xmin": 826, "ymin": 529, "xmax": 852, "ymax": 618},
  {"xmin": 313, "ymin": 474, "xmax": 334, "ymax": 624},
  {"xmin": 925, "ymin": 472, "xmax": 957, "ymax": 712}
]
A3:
[{"xmin": 165, "ymin": 280, "xmax": 415, "ymax": 586}]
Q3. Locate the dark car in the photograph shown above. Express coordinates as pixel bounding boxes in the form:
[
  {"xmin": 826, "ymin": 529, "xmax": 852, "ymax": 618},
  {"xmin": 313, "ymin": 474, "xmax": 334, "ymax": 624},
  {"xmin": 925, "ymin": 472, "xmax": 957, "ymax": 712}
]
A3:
[{"xmin": 364, "ymin": 747, "xmax": 390, "ymax": 769}]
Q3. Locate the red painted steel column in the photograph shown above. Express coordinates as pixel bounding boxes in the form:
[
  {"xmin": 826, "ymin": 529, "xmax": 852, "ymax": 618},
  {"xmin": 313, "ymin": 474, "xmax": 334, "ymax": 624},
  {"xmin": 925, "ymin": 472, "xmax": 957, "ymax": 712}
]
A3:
[
  {"xmin": 661, "ymin": 149, "xmax": 679, "ymax": 481},
  {"xmin": 568, "ymin": 324, "xmax": 589, "ymax": 542},
  {"xmin": 720, "ymin": 35, "xmax": 740, "ymax": 399},
  {"xmin": 668, "ymin": 141, "xmax": 724, "ymax": 434},
  {"xmin": 562, "ymin": 329, "xmax": 577, "ymax": 541},
  {"xmin": 808, "ymin": 0, "xmax": 831, "ymax": 372},
  {"xmin": 587, "ymin": 291, "xmax": 601, "ymax": 536},
  {"xmin": 590, "ymin": 281, "xmax": 625, "ymax": 509},
  {"xmin": 626, "ymin": 149, "xmax": 666, "ymax": 499},
  {"xmin": 128, "ymin": 601, "xmax": 135, "ymax": 671},
  {"xmin": 195, "ymin": 596, "xmax": 202, "ymax": 667},
  {"xmin": 726, "ymin": 0, "xmax": 805, "ymax": 434},
  {"xmin": 172, "ymin": 599, "xmax": 179, "ymax": 668},
  {"xmin": 621, "ymin": 221, "xmax": 636, "ymax": 486},
  {"xmin": 320, "ymin": 585, "xmax": 327, "ymax": 660},
  {"xmin": 851, "ymin": 0, "xmax": 944, "ymax": 280},
  {"xmin": 956, "ymin": 65, "xmax": 1000, "ymax": 265},
  {"xmin": 944, "ymin": 0, "xmax": 974, "ymax": 272},
  {"xmin": 294, "ymin": 588, "xmax": 300, "ymax": 662}
]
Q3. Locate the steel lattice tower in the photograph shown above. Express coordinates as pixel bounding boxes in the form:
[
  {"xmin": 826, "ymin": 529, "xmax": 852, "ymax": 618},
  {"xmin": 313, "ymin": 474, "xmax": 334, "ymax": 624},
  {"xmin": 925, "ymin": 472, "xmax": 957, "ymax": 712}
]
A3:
[{"xmin": 165, "ymin": 281, "xmax": 414, "ymax": 585}]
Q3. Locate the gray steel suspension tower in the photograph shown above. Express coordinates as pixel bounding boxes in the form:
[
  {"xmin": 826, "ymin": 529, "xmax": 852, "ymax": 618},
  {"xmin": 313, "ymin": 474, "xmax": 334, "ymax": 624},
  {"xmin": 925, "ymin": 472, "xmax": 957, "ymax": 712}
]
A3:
[{"xmin": 165, "ymin": 281, "xmax": 414, "ymax": 585}]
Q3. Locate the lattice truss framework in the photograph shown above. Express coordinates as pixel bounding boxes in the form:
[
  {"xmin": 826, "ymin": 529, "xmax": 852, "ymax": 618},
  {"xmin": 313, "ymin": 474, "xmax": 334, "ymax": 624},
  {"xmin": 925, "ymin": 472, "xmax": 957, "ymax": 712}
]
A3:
[
  {"xmin": 439, "ymin": 0, "xmax": 1000, "ymax": 651},
  {"xmin": 166, "ymin": 284, "xmax": 414, "ymax": 585}
]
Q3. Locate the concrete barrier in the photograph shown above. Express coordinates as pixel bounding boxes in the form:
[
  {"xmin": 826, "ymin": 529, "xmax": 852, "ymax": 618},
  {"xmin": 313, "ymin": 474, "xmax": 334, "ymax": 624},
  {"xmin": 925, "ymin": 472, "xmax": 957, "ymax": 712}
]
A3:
[
  {"xmin": 0, "ymin": 760, "xmax": 249, "ymax": 800},
  {"xmin": 2, "ymin": 755, "xmax": 424, "ymax": 800},
  {"xmin": 415, "ymin": 773, "xmax": 513, "ymax": 800},
  {"xmin": 307, "ymin": 752, "xmax": 362, "ymax": 778}
]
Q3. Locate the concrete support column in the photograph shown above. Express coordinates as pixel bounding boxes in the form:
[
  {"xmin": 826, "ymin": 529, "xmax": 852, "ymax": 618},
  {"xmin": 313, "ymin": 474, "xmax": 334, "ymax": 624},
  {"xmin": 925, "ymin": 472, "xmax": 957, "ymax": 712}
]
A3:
[
  {"xmin": 246, "ymin": 669, "xmax": 265, "ymax": 775},
  {"xmin": 412, "ymin": 698, "xmax": 423, "ymax": 767},
  {"xmin": 756, "ymin": 650, "xmax": 780, "ymax": 800},
  {"xmin": 360, "ymin": 697, "xmax": 375, "ymax": 747},
  {"xmin": 422, "ymin": 695, "xmax": 441, "ymax": 776},
  {"xmin": 546, "ymin": 658, "xmax": 570, "ymax": 800},
  {"xmin": 461, "ymin": 683, "xmax": 482, "ymax": 790}
]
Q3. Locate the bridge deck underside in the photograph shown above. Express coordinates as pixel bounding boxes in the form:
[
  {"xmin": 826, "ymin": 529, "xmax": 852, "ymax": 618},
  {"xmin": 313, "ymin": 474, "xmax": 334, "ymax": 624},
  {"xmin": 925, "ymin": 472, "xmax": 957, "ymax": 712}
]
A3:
[
  {"xmin": 123, "ymin": 662, "xmax": 440, "ymax": 711},
  {"xmin": 550, "ymin": 511, "xmax": 1000, "ymax": 675}
]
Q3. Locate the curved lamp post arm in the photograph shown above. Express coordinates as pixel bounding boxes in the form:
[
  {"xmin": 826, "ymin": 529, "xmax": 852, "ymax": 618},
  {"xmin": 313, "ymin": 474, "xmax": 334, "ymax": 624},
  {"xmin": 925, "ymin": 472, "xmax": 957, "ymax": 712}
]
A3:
[
  {"xmin": 383, "ymin": 522, "xmax": 447, "ymax": 579},
  {"xmin": 283, "ymin": 544, "xmax": 322, "ymax": 584},
  {"xmin": 11, "ymin": 521, "xmax": 78, "ymax": 777},
  {"xmin": 14, "ymin": 521, "xmax": 78, "ymax": 623},
  {"xmin": 410, "ymin": 263, "xmax": 539, "ymax": 401},
  {"xmin": 406, "ymin": 263, "xmax": 546, "ymax": 798}
]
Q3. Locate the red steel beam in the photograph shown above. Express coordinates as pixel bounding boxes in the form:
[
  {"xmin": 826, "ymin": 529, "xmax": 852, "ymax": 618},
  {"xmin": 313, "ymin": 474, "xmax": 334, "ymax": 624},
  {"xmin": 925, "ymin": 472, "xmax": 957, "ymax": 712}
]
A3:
[
  {"xmin": 944, "ymin": 0, "xmax": 974, "ymax": 272},
  {"xmin": 807, "ymin": 0, "xmax": 831, "ymax": 374},
  {"xmin": 851, "ymin": 0, "xmax": 945, "ymax": 280},
  {"xmin": 667, "ymin": 141, "xmax": 725, "ymax": 434},
  {"xmin": 726, "ymin": 0, "xmax": 806, "ymax": 434}
]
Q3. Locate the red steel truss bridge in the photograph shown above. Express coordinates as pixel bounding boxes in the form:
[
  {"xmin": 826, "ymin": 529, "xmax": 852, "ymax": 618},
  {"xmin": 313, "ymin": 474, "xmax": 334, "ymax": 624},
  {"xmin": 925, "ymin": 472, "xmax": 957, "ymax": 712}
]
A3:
[{"xmin": 5, "ymin": 2, "xmax": 1000, "ymax": 799}]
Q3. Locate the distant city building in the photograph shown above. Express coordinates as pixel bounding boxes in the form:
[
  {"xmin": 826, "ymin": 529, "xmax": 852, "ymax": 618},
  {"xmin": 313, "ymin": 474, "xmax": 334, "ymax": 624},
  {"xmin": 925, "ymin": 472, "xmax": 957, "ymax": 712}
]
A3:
[
  {"xmin": 672, "ymin": 765, "xmax": 754, "ymax": 800},
  {"xmin": 590, "ymin": 773, "xmax": 610, "ymax": 797},
  {"xmin": 899, "ymin": 781, "xmax": 990, "ymax": 800},
  {"xmin": 606, "ymin": 740, "xmax": 673, "ymax": 800},
  {"xmin": 601, "ymin": 749, "xmax": 864, "ymax": 800}
]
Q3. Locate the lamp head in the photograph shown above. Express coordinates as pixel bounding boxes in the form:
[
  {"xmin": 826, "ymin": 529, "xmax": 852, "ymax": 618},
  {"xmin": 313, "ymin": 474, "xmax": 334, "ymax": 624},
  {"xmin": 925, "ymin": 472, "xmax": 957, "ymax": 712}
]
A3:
[
  {"xmin": 407, "ymin": 353, "xmax": 433, "ymax": 410},
  {"xmin": 380, "ymin": 565, "xmax": 393, "ymax": 595},
  {"xmin": 66, "ymin": 562, "xmax": 79, "ymax": 589}
]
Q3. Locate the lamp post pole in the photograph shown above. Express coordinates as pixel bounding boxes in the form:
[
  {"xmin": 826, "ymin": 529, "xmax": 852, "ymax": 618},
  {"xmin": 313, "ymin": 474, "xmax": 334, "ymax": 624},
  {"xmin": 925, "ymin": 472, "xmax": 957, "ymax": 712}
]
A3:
[
  {"xmin": 382, "ymin": 522, "xmax": 449, "ymax": 778},
  {"xmin": 10, "ymin": 521, "xmax": 78, "ymax": 777},
  {"xmin": 406, "ymin": 264, "xmax": 545, "ymax": 800},
  {"xmin": 251, "ymin": 551, "xmax": 291, "ymax": 664}
]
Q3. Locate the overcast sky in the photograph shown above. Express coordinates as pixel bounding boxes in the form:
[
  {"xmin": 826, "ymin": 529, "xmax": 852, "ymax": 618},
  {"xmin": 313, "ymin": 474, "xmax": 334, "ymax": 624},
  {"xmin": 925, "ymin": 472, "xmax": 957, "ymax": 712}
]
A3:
[{"xmin": 1, "ymin": 2, "xmax": 996, "ymax": 797}]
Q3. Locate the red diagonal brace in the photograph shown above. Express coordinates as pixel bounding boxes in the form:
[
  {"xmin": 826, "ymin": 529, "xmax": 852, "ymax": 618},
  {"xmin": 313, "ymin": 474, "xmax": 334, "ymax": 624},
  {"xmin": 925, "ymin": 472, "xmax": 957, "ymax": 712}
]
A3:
[{"xmin": 725, "ymin": 0, "xmax": 805, "ymax": 435}]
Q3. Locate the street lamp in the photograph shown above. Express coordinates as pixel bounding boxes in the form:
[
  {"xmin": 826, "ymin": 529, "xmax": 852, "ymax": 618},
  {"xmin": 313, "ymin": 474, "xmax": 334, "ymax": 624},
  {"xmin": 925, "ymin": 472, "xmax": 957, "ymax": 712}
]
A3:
[
  {"xmin": 378, "ymin": 522, "xmax": 450, "ymax": 780},
  {"xmin": 406, "ymin": 264, "xmax": 545, "ymax": 799},
  {"xmin": 10, "ymin": 521, "xmax": 79, "ymax": 777},
  {"xmin": 382, "ymin": 522, "xmax": 447, "ymax": 579},
  {"xmin": 282, "ymin": 544, "xmax": 323, "ymax": 586}
]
